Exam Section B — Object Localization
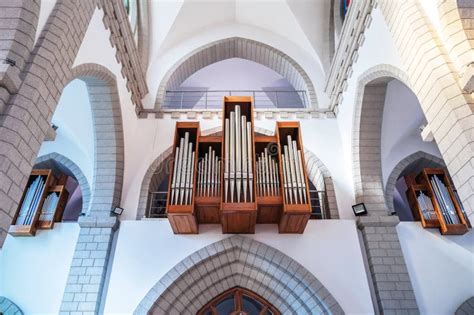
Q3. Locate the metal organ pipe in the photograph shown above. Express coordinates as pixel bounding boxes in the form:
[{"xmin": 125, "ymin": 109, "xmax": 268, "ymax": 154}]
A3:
[
  {"xmin": 170, "ymin": 132, "xmax": 195, "ymax": 205},
  {"xmin": 196, "ymin": 146, "xmax": 221, "ymax": 198},
  {"xmin": 223, "ymin": 105, "xmax": 254, "ymax": 203},
  {"xmin": 281, "ymin": 135, "xmax": 307, "ymax": 204},
  {"xmin": 256, "ymin": 147, "xmax": 280, "ymax": 197}
]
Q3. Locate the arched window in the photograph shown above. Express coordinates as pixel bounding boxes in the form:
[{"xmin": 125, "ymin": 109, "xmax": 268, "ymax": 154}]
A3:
[{"xmin": 198, "ymin": 287, "xmax": 280, "ymax": 315}]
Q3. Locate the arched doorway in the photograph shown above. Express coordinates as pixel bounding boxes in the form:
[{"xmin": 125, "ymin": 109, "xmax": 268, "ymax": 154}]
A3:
[{"xmin": 198, "ymin": 287, "xmax": 280, "ymax": 315}]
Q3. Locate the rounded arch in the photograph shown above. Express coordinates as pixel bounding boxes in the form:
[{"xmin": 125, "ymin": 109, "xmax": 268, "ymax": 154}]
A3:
[
  {"xmin": 63, "ymin": 63, "xmax": 125, "ymax": 216},
  {"xmin": 0, "ymin": 296, "xmax": 23, "ymax": 315},
  {"xmin": 305, "ymin": 150, "xmax": 340, "ymax": 219},
  {"xmin": 384, "ymin": 151, "xmax": 445, "ymax": 213},
  {"xmin": 137, "ymin": 126, "xmax": 339, "ymax": 219},
  {"xmin": 35, "ymin": 152, "xmax": 91, "ymax": 215},
  {"xmin": 155, "ymin": 37, "xmax": 319, "ymax": 110},
  {"xmin": 352, "ymin": 64, "xmax": 413, "ymax": 216},
  {"xmin": 134, "ymin": 235, "xmax": 344, "ymax": 314}
]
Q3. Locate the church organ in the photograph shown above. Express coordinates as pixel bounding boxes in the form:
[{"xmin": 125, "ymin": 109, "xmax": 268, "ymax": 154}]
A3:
[
  {"xmin": 406, "ymin": 168, "xmax": 471, "ymax": 235},
  {"xmin": 9, "ymin": 169, "xmax": 69, "ymax": 236},
  {"xmin": 166, "ymin": 96, "xmax": 312, "ymax": 234}
]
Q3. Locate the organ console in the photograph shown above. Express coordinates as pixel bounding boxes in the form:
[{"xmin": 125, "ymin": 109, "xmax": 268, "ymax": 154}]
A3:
[{"xmin": 166, "ymin": 96, "xmax": 312, "ymax": 234}]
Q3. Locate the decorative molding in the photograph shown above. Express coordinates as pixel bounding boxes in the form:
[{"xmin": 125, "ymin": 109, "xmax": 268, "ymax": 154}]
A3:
[
  {"xmin": 98, "ymin": 0, "xmax": 148, "ymax": 114},
  {"xmin": 139, "ymin": 108, "xmax": 336, "ymax": 120},
  {"xmin": 155, "ymin": 37, "xmax": 319, "ymax": 110},
  {"xmin": 325, "ymin": 0, "xmax": 377, "ymax": 111},
  {"xmin": 134, "ymin": 235, "xmax": 345, "ymax": 314}
]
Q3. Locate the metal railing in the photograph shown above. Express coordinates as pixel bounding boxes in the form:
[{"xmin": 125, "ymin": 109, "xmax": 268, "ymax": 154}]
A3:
[
  {"xmin": 147, "ymin": 189, "xmax": 328, "ymax": 219},
  {"xmin": 146, "ymin": 191, "xmax": 167, "ymax": 218},
  {"xmin": 162, "ymin": 90, "xmax": 309, "ymax": 110},
  {"xmin": 309, "ymin": 190, "xmax": 328, "ymax": 219}
]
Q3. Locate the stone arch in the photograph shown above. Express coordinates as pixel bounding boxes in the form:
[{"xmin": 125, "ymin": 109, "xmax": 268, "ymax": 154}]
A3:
[
  {"xmin": 137, "ymin": 126, "xmax": 339, "ymax": 219},
  {"xmin": 0, "ymin": 0, "xmax": 96, "ymax": 246},
  {"xmin": 305, "ymin": 150, "xmax": 340, "ymax": 219},
  {"xmin": 455, "ymin": 296, "xmax": 474, "ymax": 315},
  {"xmin": 352, "ymin": 64, "xmax": 413, "ymax": 216},
  {"xmin": 155, "ymin": 37, "xmax": 319, "ymax": 109},
  {"xmin": 67, "ymin": 63, "xmax": 125, "ymax": 216},
  {"xmin": 35, "ymin": 152, "xmax": 91, "ymax": 215},
  {"xmin": 384, "ymin": 151, "xmax": 446, "ymax": 213},
  {"xmin": 134, "ymin": 235, "xmax": 344, "ymax": 315},
  {"xmin": 0, "ymin": 296, "xmax": 23, "ymax": 315}
]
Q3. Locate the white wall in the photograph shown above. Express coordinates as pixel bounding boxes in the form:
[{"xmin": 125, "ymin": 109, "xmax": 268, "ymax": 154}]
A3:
[
  {"xmin": 336, "ymin": 7, "xmax": 402, "ymax": 200},
  {"xmin": 381, "ymin": 80, "xmax": 442, "ymax": 186},
  {"xmin": 0, "ymin": 223, "xmax": 80, "ymax": 314},
  {"xmin": 104, "ymin": 220, "xmax": 374, "ymax": 314},
  {"xmin": 179, "ymin": 58, "xmax": 294, "ymax": 90},
  {"xmin": 397, "ymin": 222, "xmax": 474, "ymax": 314},
  {"xmin": 35, "ymin": 0, "xmax": 57, "ymax": 43},
  {"xmin": 38, "ymin": 79, "xmax": 95, "ymax": 187}
]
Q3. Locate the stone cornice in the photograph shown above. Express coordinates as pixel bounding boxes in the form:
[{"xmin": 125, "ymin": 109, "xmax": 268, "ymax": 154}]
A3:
[
  {"xmin": 98, "ymin": 0, "xmax": 148, "ymax": 114},
  {"xmin": 325, "ymin": 0, "xmax": 376, "ymax": 113},
  {"xmin": 138, "ymin": 108, "xmax": 337, "ymax": 120}
]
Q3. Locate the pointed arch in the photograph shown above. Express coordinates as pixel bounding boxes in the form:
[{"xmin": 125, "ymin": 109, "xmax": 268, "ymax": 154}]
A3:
[
  {"xmin": 35, "ymin": 152, "xmax": 91, "ymax": 215},
  {"xmin": 0, "ymin": 296, "xmax": 23, "ymax": 315},
  {"xmin": 384, "ymin": 151, "xmax": 446, "ymax": 213},
  {"xmin": 134, "ymin": 235, "xmax": 344, "ymax": 314},
  {"xmin": 68, "ymin": 63, "xmax": 125, "ymax": 216},
  {"xmin": 155, "ymin": 37, "xmax": 319, "ymax": 109},
  {"xmin": 352, "ymin": 64, "xmax": 412, "ymax": 216}
]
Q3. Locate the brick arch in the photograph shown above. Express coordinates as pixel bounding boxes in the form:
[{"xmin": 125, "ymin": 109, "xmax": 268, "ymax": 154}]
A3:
[
  {"xmin": 155, "ymin": 37, "xmax": 319, "ymax": 109},
  {"xmin": 35, "ymin": 152, "xmax": 91, "ymax": 215},
  {"xmin": 352, "ymin": 64, "xmax": 413, "ymax": 216},
  {"xmin": 0, "ymin": 0, "xmax": 40, "ymax": 107},
  {"xmin": 304, "ymin": 150, "xmax": 339, "ymax": 219},
  {"xmin": 0, "ymin": 296, "xmax": 23, "ymax": 315},
  {"xmin": 67, "ymin": 63, "xmax": 125, "ymax": 216},
  {"xmin": 137, "ymin": 126, "xmax": 339, "ymax": 219},
  {"xmin": 437, "ymin": 0, "xmax": 473, "ymax": 73},
  {"xmin": 384, "ymin": 151, "xmax": 446, "ymax": 213},
  {"xmin": 134, "ymin": 235, "xmax": 344, "ymax": 315},
  {"xmin": 0, "ymin": 1, "xmax": 97, "ymax": 246}
]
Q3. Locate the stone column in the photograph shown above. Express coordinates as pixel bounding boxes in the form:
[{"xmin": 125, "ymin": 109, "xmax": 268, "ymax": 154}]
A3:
[
  {"xmin": 59, "ymin": 217, "xmax": 118, "ymax": 314},
  {"xmin": 358, "ymin": 217, "xmax": 418, "ymax": 315}
]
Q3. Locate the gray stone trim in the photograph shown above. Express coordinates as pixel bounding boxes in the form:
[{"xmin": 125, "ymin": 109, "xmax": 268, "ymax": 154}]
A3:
[
  {"xmin": 0, "ymin": 0, "xmax": 97, "ymax": 248},
  {"xmin": 0, "ymin": 296, "xmax": 23, "ymax": 315},
  {"xmin": 352, "ymin": 64, "xmax": 412, "ymax": 217},
  {"xmin": 137, "ymin": 0, "xmax": 149, "ymax": 73},
  {"xmin": 70, "ymin": 63, "xmax": 125, "ymax": 216},
  {"xmin": 35, "ymin": 152, "xmax": 91, "ymax": 215},
  {"xmin": 358, "ymin": 219, "xmax": 419, "ymax": 314},
  {"xmin": 456, "ymin": 297, "xmax": 474, "ymax": 315},
  {"xmin": 136, "ymin": 146, "xmax": 173, "ymax": 219},
  {"xmin": 134, "ymin": 235, "xmax": 344, "ymax": 315},
  {"xmin": 384, "ymin": 151, "xmax": 445, "ymax": 213},
  {"xmin": 98, "ymin": 0, "xmax": 148, "ymax": 113},
  {"xmin": 155, "ymin": 37, "xmax": 319, "ymax": 110},
  {"xmin": 0, "ymin": 0, "xmax": 40, "ymax": 95},
  {"xmin": 304, "ymin": 150, "xmax": 340, "ymax": 219},
  {"xmin": 60, "ymin": 225, "xmax": 117, "ymax": 314}
]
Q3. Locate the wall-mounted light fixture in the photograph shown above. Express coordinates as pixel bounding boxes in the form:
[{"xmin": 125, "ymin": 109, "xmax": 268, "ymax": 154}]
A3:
[
  {"xmin": 4, "ymin": 58, "xmax": 16, "ymax": 67},
  {"xmin": 352, "ymin": 203, "xmax": 367, "ymax": 216},
  {"xmin": 112, "ymin": 207, "xmax": 124, "ymax": 216}
]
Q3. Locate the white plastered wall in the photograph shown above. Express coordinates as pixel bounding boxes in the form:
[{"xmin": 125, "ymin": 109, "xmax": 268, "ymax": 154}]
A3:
[{"xmin": 104, "ymin": 220, "xmax": 374, "ymax": 314}]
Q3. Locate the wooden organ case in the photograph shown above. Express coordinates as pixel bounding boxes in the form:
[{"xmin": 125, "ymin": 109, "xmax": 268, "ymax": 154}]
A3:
[{"xmin": 166, "ymin": 97, "xmax": 312, "ymax": 234}]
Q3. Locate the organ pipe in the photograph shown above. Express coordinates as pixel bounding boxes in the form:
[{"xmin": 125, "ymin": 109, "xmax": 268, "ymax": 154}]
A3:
[
  {"xmin": 170, "ymin": 132, "xmax": 195, "ymax": 205},
  {"xmin": 256, "ymin": 149, "xmax": 280, "ymax": 197},
  {"xmin": 197, "ymin": 146, "xmax": 221, "ymax": 197},
  {"xmin": 281, "ymin": 135, "xmax": 307, "ymax": 204},
  {"xmin": 223, "ymin": 105, "xmax": 254, "ymax": 203}
]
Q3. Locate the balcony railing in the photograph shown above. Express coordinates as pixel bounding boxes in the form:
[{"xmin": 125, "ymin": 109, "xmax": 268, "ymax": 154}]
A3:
[
  {"xmin": 147, "ymin": 189, "xmax": 328, "ymax": 219},
  {"xmin": 162, "ymin": 90, "xmax": 309, "ymax": 110},
  {"xmin": 146, "ymin": 191, "xmax": 167, "ymax": 218}
]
